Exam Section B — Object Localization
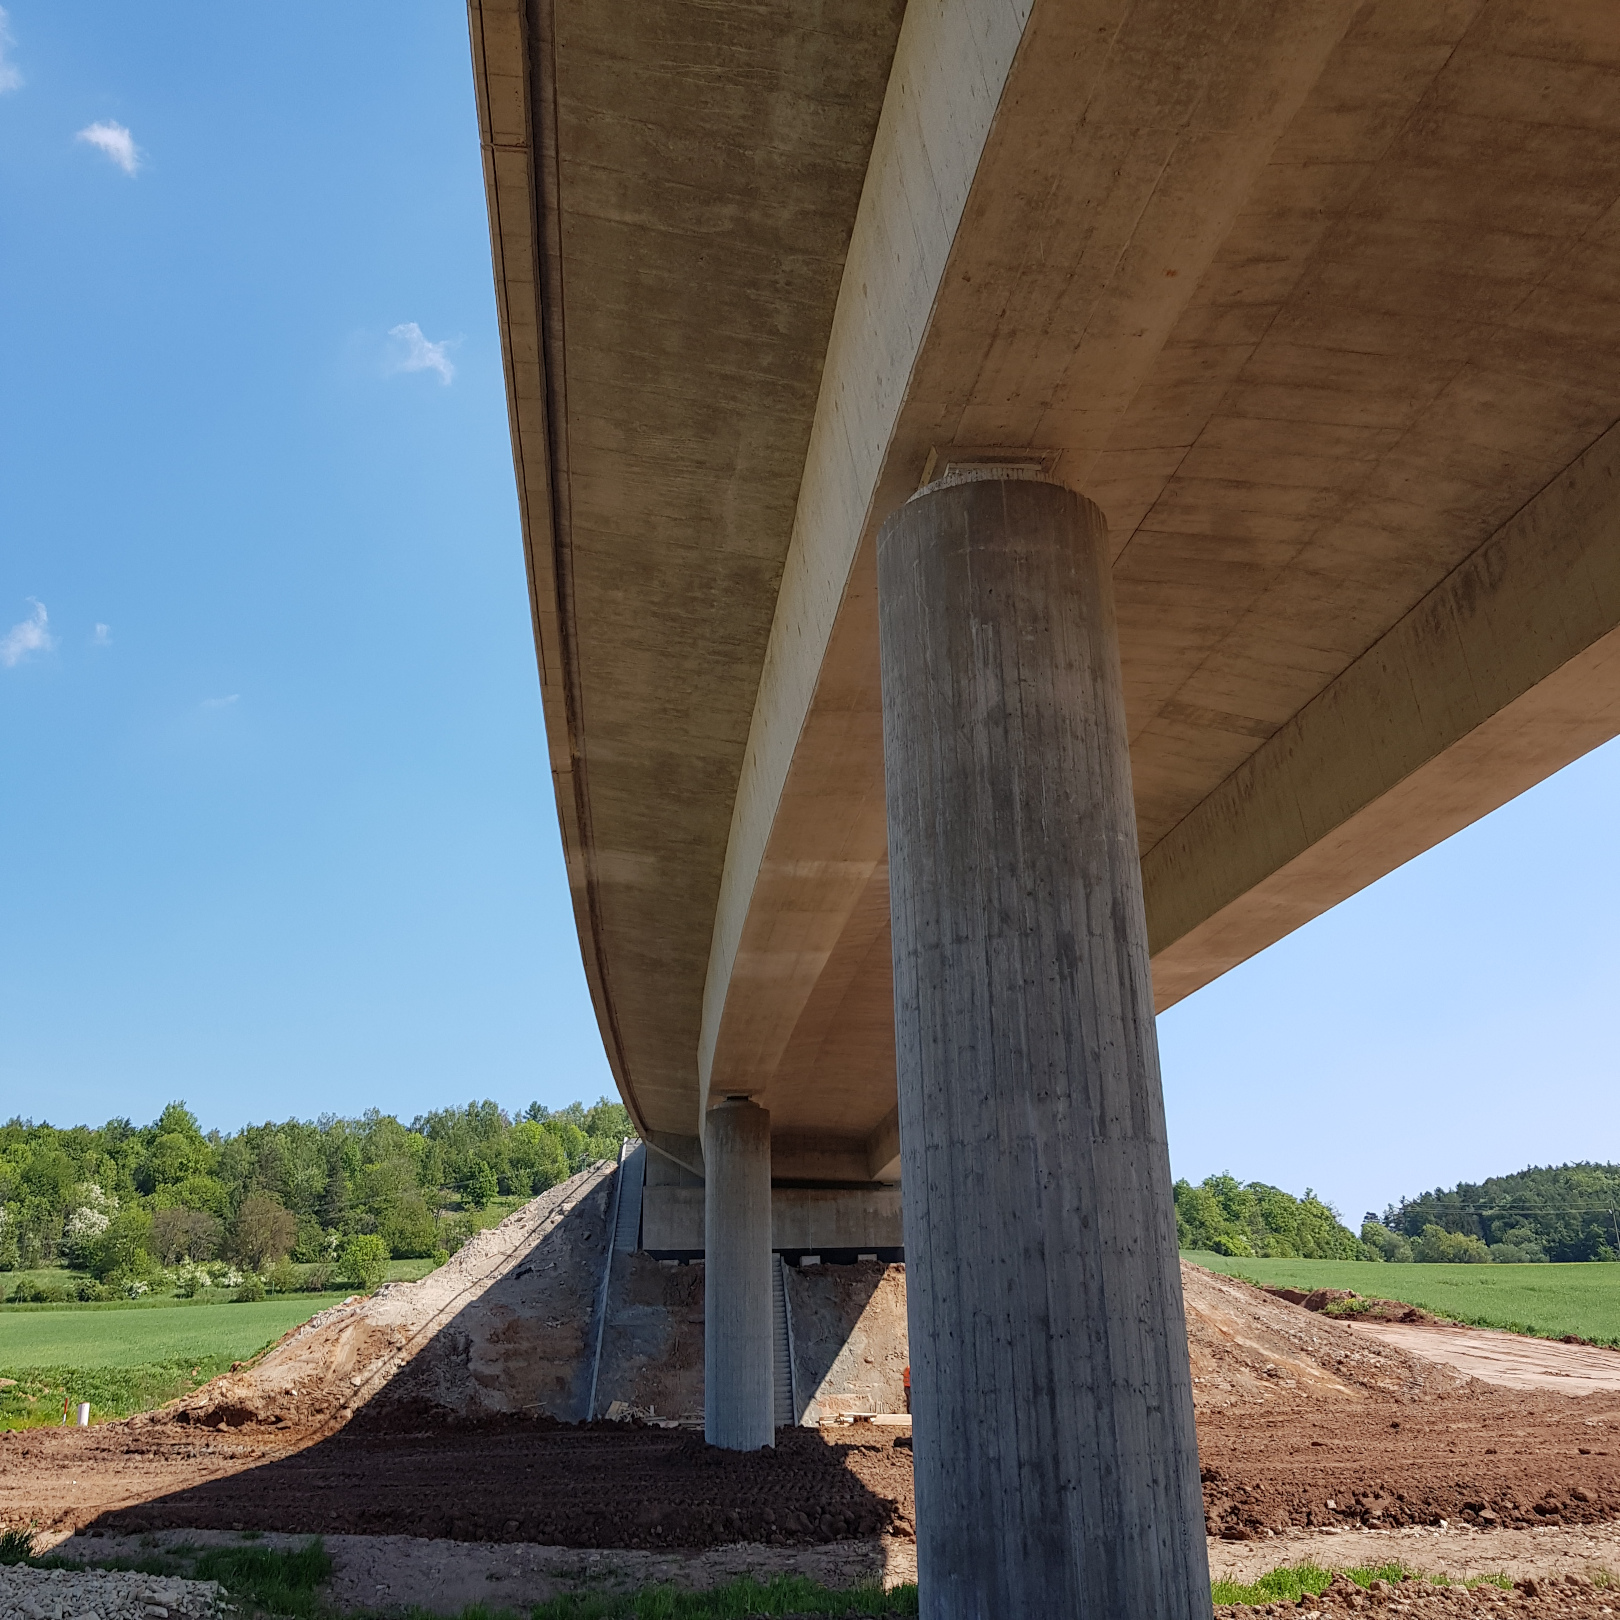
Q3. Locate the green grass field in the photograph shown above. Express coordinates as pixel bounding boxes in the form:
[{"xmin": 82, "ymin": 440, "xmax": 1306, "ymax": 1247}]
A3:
[
  {"xmin": 1185, "ymin": 1251, "xmax": 1620, "ymax": 1344},
  {"xmin": 0, "ymin": 1293, "xmax": 355, "ymax": 1367},
  {"xmin": 0, "ymin": 1293, "xmax": 362, "ymax": 1430}
]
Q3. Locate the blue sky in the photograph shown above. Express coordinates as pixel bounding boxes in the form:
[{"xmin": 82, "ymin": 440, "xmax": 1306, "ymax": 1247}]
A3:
[{"xmin": 1, "ymin": 4, "xmax": 1614, "ymax": 1226}]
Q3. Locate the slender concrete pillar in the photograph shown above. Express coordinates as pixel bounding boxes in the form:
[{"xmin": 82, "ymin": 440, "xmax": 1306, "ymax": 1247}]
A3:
[
  {"xmin": 703, "ymin": 1096, "xmax": 774, "ymax": 1449},
  {"xmin": 877, "ymin": 473, "xmax": 1209, "ymax": 1619}
]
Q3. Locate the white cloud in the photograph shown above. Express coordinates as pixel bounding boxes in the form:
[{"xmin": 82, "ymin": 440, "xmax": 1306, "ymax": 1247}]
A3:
[
  {"xmin": 0, "ymin": 8, "xmax": 22, "ymax": 94},
  {"xmin": 388, "ymin": 322, "xmax": 454, "ymax": 384},
  {"xmin": 200, "ymin": 694, "xmax": 239, "ymax": 710},
  {"xmin": 92, "ymin": 622, "xmax": 111, "ymax": 645},
  {"xmin": 1, "ymin": 599, "xmax": 55, "ymax": 667},
  {"xmin": 77, "ymin": 120, "xmax": 140, "ymax": 176}
]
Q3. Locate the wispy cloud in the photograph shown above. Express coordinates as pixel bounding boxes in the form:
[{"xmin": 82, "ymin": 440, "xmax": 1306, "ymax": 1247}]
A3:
[
  {"xmin": 388, "ymin": 322, "xmax": 454, "ymax": 384},
  {"xmin": 200, "ymin": 694, "xmax": 239, "ymax": 710},
  {"xmin": 2, "ymin": 599, "xmax": 55, "ymax": 667},
  {"xmin": 92, "ymin": 622, "xmax": 112, "ymax": 645},
  {"xmin": 0, "ymin": 8, "xmax": 22, "ymax": 94},
  {"xmin": 77, "ymin": 120, "xmax": 140, "ymax": 176}
]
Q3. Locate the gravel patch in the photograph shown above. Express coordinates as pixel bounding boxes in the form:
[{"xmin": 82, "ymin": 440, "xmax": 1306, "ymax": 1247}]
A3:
[{"xmin": 0, "ymin": 1564, "xmax": 223, "ymax": 1620}]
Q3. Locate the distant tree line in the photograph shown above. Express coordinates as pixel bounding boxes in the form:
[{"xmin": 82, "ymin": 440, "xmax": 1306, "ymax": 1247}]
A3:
[
  {"xmin": 1174, "ymin": 1174, "xmax": 1366, "ymax": 1260},
  {"xmin": 1178, "ymin": 1163, "xmax": 1620, "ymax": 1265},
  {"xmin": 0, "ymin": 1097, "xmax": 633, "ymax": 1293},
  {"xmin": 1362, "ymin": 1162, "xmax": 1620, "ymax": 1264}
]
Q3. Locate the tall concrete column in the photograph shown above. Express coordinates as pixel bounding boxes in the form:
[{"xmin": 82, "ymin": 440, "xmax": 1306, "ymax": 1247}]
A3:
[
  {"xmin": 703, "ymin": 1096, "xmax": 774, "ymax": 1449},
  {"xmin": 877, "ymin": 473, "xmax": 1209, "ymax": 1619}
]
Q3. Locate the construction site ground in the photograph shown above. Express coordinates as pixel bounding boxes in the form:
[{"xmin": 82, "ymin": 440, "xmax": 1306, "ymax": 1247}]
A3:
[{"xmin": 7, "ymin": 1174, "xmax": 1620, "ymax": 1613}]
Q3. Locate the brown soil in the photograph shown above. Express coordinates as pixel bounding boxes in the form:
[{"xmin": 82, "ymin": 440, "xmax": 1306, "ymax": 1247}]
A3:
[
  {"xmin": 157, "ymin": 1164, "xmax": 619, "ymax": 1437},
  {"xmin": 5, "ymin": 1244, "xmax": 1620, "ymax": 1603},
  {"xmin": 785, "ymin": 1261, "xmax": 909, "ymax": 1420},
  {"xmin": 1351, "ymin": 1322, "xmax": 1620, "ymax": 1396},
  {"xmin": 1218, "ymin": 1571, "xmax": 1620, "ymax": 1615},
  {"xmin": 593, "ymin": 1254, "xmax": 706, "ymax": 1422},
  {"xmin": 0, "ymin": 1422, "xmax": 914, "ymax": 1550}
]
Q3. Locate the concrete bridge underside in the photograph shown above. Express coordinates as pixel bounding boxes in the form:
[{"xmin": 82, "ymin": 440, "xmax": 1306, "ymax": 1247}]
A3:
[{"xmin": 468, "ymin": 0, "xmax": 1620, "ymax": 1612}]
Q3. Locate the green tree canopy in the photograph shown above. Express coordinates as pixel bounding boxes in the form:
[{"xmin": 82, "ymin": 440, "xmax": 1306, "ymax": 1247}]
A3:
[
  {"xmin": 1176, "ymin": 1174, "xmax": 1367, "ymax": 1260},
  {"xmin": 0, "ymin": 1095, "xmax": 635, "ymax": 1279},
  {"xmin": 1382, "ymin": 1163, "xmax": 1620, "ymax": 1262}
]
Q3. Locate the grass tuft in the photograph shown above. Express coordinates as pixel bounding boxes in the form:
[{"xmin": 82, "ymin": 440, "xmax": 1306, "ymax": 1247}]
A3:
[
  {"xmin": 0, "ymin": 1526, "xmax": 36, "ymax": 1565},
  {"xmin": 34, "ymin": 1538, "xmax": 332, "ymax": 1618},
  {"xmin": 1211, "ymin": 1562, "xmax": 1517, "ymax": 1605},
  {"xmin": 523, "ymin": 1575, "xmax": 918, "ymax": 1618}
]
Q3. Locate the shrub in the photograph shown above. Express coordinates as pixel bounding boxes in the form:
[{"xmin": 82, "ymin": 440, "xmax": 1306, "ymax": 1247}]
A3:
[
  {"xmin": 233, "ymin": 1274, "xmax": 267, "ymax": 1302},
  {"xmin": 338, "ymin": 1233, "xmax": 389, "ymax": 1292},
  {"xmin": 174, "ymin": 1263, "xmax": 212, "ymax": 1298},
  {"xmin": 1411, "ymin": 1223, "xmax": 1492, "ymax": 1264},
  {"xmin": 507, "ymin": 1120, "xmax": 569, "ymax": 1193},
  {"xmin": 234, "ymin": 1194, "xmax": 297, "ymax": 1270},
  {"xmin": 266, "ymin": 1257, "xmax": 299, "ymax": 1294},
  {"xmin": 1361, "ymin": 1221, "xmax": 1413, "ymax": 1264},
  {"xmin": 153, "ymin": 1206, "xmax": 222, "ymax": 1264},
  {"xmin": 378, "ymin": 1190, "xmax": 438, "ymax": 1258},
  {"xmin": 462, "ymin": 1161, "xmax": 499, "ymax": 1211},
  {"xmin": 302, "ymin": 1260, "xmax": 334, "ymax": 1293},
  {"xmin": 87, "ymin": 1207, "xmax": 156, "ymax": 1281}
]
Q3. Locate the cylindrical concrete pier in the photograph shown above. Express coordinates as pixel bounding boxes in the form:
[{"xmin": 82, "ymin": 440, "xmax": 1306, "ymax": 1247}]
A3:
[
  {"xmin": 703, "ymin": 1096, "xmax": 774, "ymax": 1449},
  {"xmin": 878, "ymin": 474, "xmax": 1209, "ymax": 1619}
]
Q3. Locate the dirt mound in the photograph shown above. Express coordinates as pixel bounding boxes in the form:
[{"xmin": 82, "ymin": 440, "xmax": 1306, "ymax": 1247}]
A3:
[
  {"xmin": 1263, "ymin": 1284, "xmax": 1439, "ymax": 1324},
  {"xmin": 158, "ymin": 1163, "xmax": 617, "ymax": 1437},
  {"xmin": 1181, "ymin": 1264, "xmax": 1477, "ymax": 1409}
]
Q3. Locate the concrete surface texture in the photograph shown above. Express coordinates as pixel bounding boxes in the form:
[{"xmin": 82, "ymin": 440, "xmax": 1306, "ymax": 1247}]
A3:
[
  {"xmin": 703, "ymin": 1100, "xmax": 774, "ymax": 1449},
  {"xmin": 466, "ymin": 0, "xmax": 1620, "ymax": 1605},
  {"xmin": 469, "ymin": 0, "xmax": 1620, "ymax": 1172},
  {"xmin": 641, "ymin": 1185, "xmax": 902, "ymax": 1254},
  {"xmin": 878, "ymin": 476, "xmax": 1208, "ymax": 1617}
]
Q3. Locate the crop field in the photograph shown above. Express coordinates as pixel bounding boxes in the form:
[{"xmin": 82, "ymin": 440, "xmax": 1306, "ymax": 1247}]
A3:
[
  {"xmin": 1186, "ymin": 1253, "xmax": 1620, "ymax": 1344},
  {"xmin": 0, "ymin": 1293, "xmax": 353, "ymax": 1369}
]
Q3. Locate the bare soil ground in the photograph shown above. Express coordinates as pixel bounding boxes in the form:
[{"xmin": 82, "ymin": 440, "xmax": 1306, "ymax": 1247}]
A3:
[
  {"xmin": 785, "ymin": 1261, "xmax": 908, "ymax": 1420},
  {"xmin": 592, "ymin": 1254, "xmax": 705, "ymax": 1422},
  {"xmin": 150, "ymin": 1165, "xmax": 618, "ymax": 1439},
  {"xmin": 1350, "ymin": 1322, "xmax": 1620, "ymax": 1396},
  {"xmin": 8, "ymin": 1227, "xmax": 1620, "ymax": 1615}
]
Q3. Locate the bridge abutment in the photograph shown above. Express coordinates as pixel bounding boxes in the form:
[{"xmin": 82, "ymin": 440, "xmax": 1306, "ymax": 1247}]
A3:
[{"xmin": 877, "ymin": 473, "xmax": 1209, "ymax": 1618}]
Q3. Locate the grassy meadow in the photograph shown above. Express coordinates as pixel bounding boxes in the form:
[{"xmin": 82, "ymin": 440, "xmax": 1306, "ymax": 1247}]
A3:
[
  {"xmin": 0, "ymin": 1255, "xmax": 447, "ymax": 1429},
  {"xmin": 1186, "ymin": 1252, "xmax": 1620, "ymax": 1344},
  {"xmin": 0, "ymin": 1292, "xmax": 359, "ymax": 1367}
]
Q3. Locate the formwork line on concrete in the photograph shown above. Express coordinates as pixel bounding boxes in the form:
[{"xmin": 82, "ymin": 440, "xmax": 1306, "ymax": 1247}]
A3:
[{"xmin": 585, "ymin": 1140, "xmax": 631, "ymax": 1421}]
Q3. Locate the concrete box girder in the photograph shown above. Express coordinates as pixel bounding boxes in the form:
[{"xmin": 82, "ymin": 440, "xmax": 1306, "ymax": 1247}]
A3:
[{"xmin": 471, "ymin": 0, "xmax": 1620, "ymax": 1164}]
